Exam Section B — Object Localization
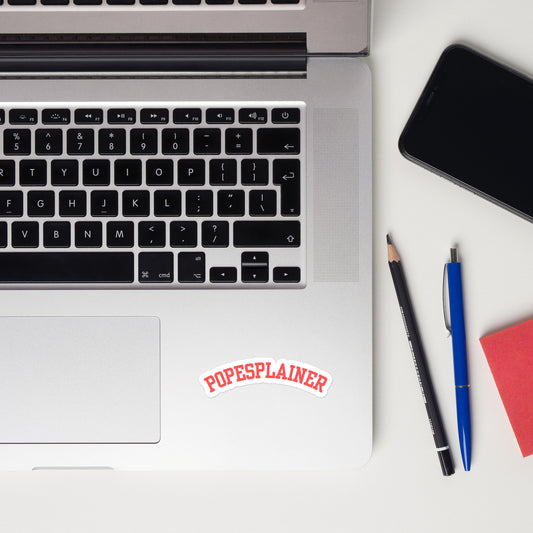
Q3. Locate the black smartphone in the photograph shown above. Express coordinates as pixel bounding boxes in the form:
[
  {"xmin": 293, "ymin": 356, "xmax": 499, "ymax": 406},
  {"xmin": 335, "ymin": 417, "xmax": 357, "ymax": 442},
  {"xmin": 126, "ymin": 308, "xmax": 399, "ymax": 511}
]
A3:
[{"xmin": 399, "ymin": 44, "xmax": 533, "ymax": 222}]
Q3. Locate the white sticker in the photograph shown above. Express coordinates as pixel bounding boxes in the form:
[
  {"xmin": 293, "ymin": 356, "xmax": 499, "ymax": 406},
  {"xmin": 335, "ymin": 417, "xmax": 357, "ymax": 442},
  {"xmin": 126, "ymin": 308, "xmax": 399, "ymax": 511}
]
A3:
[{"xmin": 199, "ymin": 358, "xmax": 332, "ymax": 398}]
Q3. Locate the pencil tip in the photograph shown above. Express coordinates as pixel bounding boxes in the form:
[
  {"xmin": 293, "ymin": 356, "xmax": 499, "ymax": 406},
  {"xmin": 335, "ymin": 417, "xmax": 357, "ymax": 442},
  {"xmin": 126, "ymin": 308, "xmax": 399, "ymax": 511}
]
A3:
[{"xmin": 386, "ymin": 234, "xmax": 392, "ymax": 245}]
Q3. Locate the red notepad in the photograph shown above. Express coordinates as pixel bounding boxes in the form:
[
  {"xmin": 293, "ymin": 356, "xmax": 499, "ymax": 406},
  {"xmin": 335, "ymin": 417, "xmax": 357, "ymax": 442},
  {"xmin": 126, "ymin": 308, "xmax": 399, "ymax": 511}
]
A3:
[{"xmin": 480, "ymin": 319, "xmax": 533, "ymax": 457}]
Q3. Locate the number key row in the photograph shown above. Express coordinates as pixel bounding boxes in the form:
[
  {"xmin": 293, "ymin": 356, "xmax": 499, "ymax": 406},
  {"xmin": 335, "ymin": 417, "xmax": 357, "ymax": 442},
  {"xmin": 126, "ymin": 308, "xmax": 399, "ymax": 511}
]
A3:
[{"xmin": 3, "ymin": 127, "xmax": 300, "ymax": 156}]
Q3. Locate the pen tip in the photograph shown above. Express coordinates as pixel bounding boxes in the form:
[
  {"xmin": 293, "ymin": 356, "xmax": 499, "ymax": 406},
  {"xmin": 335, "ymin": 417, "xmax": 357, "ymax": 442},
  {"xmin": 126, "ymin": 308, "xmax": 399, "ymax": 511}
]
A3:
[{"xmin": 386, "ymin": 234, "xmax": 392, "ymax": 245}]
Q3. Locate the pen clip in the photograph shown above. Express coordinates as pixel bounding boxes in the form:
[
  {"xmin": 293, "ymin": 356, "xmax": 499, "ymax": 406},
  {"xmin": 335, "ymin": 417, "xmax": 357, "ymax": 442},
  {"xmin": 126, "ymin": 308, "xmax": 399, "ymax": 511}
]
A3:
[{"xmin": 442, "ymin": 264, "xmax": 452, "ymax": 335}]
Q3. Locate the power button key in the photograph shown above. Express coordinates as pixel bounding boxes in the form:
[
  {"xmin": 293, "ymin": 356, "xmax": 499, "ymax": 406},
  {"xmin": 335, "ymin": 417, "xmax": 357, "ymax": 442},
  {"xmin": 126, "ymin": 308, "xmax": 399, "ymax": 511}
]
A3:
[{"xmin": 272, "ymin": 108, "xmax": 300, "ymax": 124}]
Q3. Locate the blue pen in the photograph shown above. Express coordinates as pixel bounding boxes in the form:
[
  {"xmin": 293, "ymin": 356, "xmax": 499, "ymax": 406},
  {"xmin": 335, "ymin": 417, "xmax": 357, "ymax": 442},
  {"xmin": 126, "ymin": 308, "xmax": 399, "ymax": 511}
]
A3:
[{"xmin": 444, "ymin": 247, "xmax": 472, "ymax": 471}]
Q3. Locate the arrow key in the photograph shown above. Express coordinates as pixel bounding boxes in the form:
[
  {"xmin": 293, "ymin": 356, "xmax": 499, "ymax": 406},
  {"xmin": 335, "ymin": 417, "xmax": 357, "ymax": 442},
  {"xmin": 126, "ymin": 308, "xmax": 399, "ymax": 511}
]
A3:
[
  {"xmin": 273, "ymin": 266, "xmax": 301, "ymax": 283},
  {"xmin": 210, "ymin": 267, "xmax": 237, "ymax": 283},
  {"xmin": 241, "ymin": 251, "xmax": 268, "ymax": 283}
]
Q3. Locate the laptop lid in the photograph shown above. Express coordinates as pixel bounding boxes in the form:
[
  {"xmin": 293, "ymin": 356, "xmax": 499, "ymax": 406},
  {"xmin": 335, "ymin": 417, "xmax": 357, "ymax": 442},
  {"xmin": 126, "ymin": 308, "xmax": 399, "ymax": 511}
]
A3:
[{"xmin": 0, "ymin": 0, "xmax": 371, "ymax": 55}]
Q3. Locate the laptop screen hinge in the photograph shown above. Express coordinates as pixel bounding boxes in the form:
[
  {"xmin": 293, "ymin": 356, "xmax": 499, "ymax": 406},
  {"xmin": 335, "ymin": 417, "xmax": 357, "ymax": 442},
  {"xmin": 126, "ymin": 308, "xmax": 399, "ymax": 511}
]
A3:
[{"xmin": 0, "ymin": 33, "xmax": 307, "ymax": 77}]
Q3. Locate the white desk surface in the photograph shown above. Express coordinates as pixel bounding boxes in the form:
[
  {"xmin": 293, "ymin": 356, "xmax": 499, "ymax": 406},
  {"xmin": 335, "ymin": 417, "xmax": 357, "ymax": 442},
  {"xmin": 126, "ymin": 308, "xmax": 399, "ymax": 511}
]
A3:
[{"xmin": 3, "ymin": 1, "xmax": 533, "ymax": 531}]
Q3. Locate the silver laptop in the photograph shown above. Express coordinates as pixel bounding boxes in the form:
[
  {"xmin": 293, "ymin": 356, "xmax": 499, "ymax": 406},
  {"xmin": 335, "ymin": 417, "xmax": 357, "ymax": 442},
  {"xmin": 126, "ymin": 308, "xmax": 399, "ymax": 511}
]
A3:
[{"xmin": 0, "ymin": 1, "xmax": 372, "ymax": 469}]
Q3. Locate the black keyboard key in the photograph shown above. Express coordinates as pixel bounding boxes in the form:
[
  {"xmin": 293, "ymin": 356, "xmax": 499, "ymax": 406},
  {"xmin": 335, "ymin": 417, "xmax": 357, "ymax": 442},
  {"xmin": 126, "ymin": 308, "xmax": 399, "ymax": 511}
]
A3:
[
  {"xmin": 206, "ymin": 108, "xmax": 234, "ymax": 124},
  {"xmin": 74, "ymin": 0, "xmax": 102, "ymax": 4},
  {"xmin": 173, "ymin": 108, "xmax": 201, "ymax": 124},
  {"xmin": 210, "ymin": 267, "xmax": 237, "ymax": 283},
  {"xmin": 91, "ymin": 190, "xmax": 118, "ymax": 217},
  {"xmin": 272, "ymin": 108, "xmax": 301, "ymax": 124},
  {"xmin": 8, "ymin": 0, "xmax": 37, "ymax": 4},
  {"xmin": 114, "ymin": 159, "xmax": 142, "ymax": 186},
  {"xmin": 83, "ymin": 160, "xmax": 110, "ymax": 186},
  {"xmin": 170, "ymin": 221, "xmax": 197, "ymax": 247},
  {"xmin": 67, "ymin": 129, "xmax": 94, "ymax": 156},
  {"xmin": 9, "ymin": 109, "xmax": 37, "ymax": 125},
  {"xmin": 139, "ymin": 221, "xmax": 166, "ymax": 248},
  {"xmin": 75, "ymin": 221, "xmax": 102, "ymax": 248},
  {"xmin": 41, "ymin": 0, "xmax": 70, "ymax": 4},
  {"xmin": 234, "ymin": 221, "xmax": 300, "ymax": 247},
  {"xmin": 249, "ymin": 190, "xmax": 277, "ymax": 216},
  {"xmin": 20, "ymin": 160, "xmax": 47, "ymax": 186},
  {"xmin": 0, "ymin": 161, "xmax": 15, "ymax": 186},
  {"xmin": 0, "ymin": 191, "xmax": 23, "ymax": 216},
  {"xmin": 186, "ymin": 190, "xmax": 213, "ymax": 217},
  {"xmin": 130, "ymin": 129, "xmax": 158, "ymax": 155},
  {"xmin": 178, "ymin": 252, "xmax": 205, "ymax": 283},
  {"xmin": 0, "ymin": 223, "xmax": 6, "ymax": 248},
  {"xmin": 4, "ymin": 129, "xmax": 31, "ymax": 156},
  {"xmin": 139, "ymin": 252, "xmax": 174, "ymax": 283},
  {"xmin": 43, "ymin": 222, "xmax": 71, "ymax": 248},
  {"xmin": 273, "ymin": 266, "xmax": 301, "ymax": 282},
  {"xmin": 107, "ymin": 0, "xmax": 134, "ymax": 4},
  {"xmin": 162, "ymin": 129, "xmax": 189, "ymax": 155},
  {"xmin": 241, "ymin": 251, "xmax": 269, "ymax": 267},
  {"xmin": 202, "ymin": 221, "xmax": 229, "ymax": 248},
  {"xmin": 12, "ymin": 222, "xmax": 39, "ymax": 248},
  {"xmin": 225, "ymin": 128, "xmax": 253, "ymax": 155},
  {"xmin": 35, "ymin": 129, "xmax": 63, "ymax": 156},
  {"xmin": 178, "ymin": 159, "xmax": 205, "ymax": 186},
  {"xmin": 141, "ymin": 109, "xmax": 169, "ymax": 124},
  {"xmin": 146, "ymin": 159, "xmax": 173, "ymax": 186},
  {"xmin": 107, "ymin": 222, "xmax": 134, "ymax": 248},
  {"xmin": 99, "ymin": 129, "xmax": 126, "ymax": 155},
  {"xmin": 217, "ymin": 190, "xmax": 245, "ymax": 217},
  {"xmin": 242, "ymin": 267, "xmax": 268, "ymax": 283},
  {"xmin": 42, "ymin": 109, "xmax": 70, "ymax": 125},
  {"xmin": 257, "ymin": 128, "xmax": 300, "ymax": 154},
  {"xmin": 0, "ymin": 110, "xmax": 4, "ymax": 125},
  {"xmin": 209, "ymin": 159, "xmax": 237, "ymax": 186},
  {"xmin": 273, "ymin": 159, "xmax": 300, "ymax": 216},
  {"xmin": 75, "ymin": 109, "xmax": 103, "ymax": 124},
  {"xmin": 154, "ymin": 190, "xmax": 181, "ymax": 216},
  {"xmin": 193, "ymin": 128, "xmax": 221, "ymax": 155},
  {"xmin": 28, "ymin": 191, "xmax": 55, "ymax": 217},
  {"xmin": 241, "ymin": 252, "xmax": 269, "ymax": 284},
  {"xmin": 0, "ymin": 252, "xmax": 133, "ymax": 283},
  {"xmin": 51, "ymin": 160, "xmax": 78, "ymax": 186},
  {"xmin": 123, "ymin": 190, "xmax": 150, "ymax": 217},
  {"xmin": 107, "ymin": 109, "xmax": 136, "ymax": 124},
  {"xmin": 241, "ymin": 159, "xmax": 268, "ymax": 185},
  {"xmin": 239, "ymin": 108, "xmax": 267, "ymax": 124},
  {"xmin": 59, "ymin": 191, "xmax": 86, "ymax": 217},
  {"xmin": 140, "ymin": 0, "xmax": 167, "ymax": 3}
]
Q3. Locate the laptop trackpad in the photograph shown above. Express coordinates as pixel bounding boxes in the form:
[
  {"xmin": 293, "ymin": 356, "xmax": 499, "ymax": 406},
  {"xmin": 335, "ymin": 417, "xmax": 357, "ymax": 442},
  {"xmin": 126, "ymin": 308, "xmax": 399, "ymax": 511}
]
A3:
[{"xmin": 0, "ymin": 317, "xmax": 160, "ymax": 444}]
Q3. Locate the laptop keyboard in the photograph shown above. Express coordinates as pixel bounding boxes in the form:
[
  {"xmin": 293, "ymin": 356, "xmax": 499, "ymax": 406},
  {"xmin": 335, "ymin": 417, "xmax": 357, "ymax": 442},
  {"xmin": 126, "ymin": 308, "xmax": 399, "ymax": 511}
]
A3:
[
  {"xmin": 1, "ymin": 0, "xmax": 300, "ymax": 6},
  {"xmin": 0, "ymin": 102, "xmax": 305, "ymax": 288}
]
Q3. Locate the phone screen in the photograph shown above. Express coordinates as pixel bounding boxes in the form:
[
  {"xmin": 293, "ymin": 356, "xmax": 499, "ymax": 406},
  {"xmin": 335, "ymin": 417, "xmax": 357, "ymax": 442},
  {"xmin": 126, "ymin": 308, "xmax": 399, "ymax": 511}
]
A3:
[{"xmin": 399, "ymin": 45, "xmax": 533, "ymax": 220}]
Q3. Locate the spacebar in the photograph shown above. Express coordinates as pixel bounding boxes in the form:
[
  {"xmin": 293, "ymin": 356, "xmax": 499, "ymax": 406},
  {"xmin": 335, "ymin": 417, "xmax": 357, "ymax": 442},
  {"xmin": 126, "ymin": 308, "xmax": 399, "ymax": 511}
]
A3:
[{"xmin": 0, "ymin": 252, "xmax": 134, "ymax": 283}]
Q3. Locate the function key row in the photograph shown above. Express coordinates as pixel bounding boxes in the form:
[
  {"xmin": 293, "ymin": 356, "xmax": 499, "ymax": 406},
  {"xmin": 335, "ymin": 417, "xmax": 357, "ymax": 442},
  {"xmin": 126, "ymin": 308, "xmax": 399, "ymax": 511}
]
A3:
[{"xmin": 0, "ymin": 108, "xmax": 300, "ymax": 126}]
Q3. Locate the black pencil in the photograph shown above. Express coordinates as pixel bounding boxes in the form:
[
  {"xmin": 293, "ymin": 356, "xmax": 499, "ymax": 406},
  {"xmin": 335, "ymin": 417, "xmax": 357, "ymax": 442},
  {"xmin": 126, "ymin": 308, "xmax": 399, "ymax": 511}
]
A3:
[{"xmin": 387, "ymin": 234, "xmax": 454, "ymax": 476}]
